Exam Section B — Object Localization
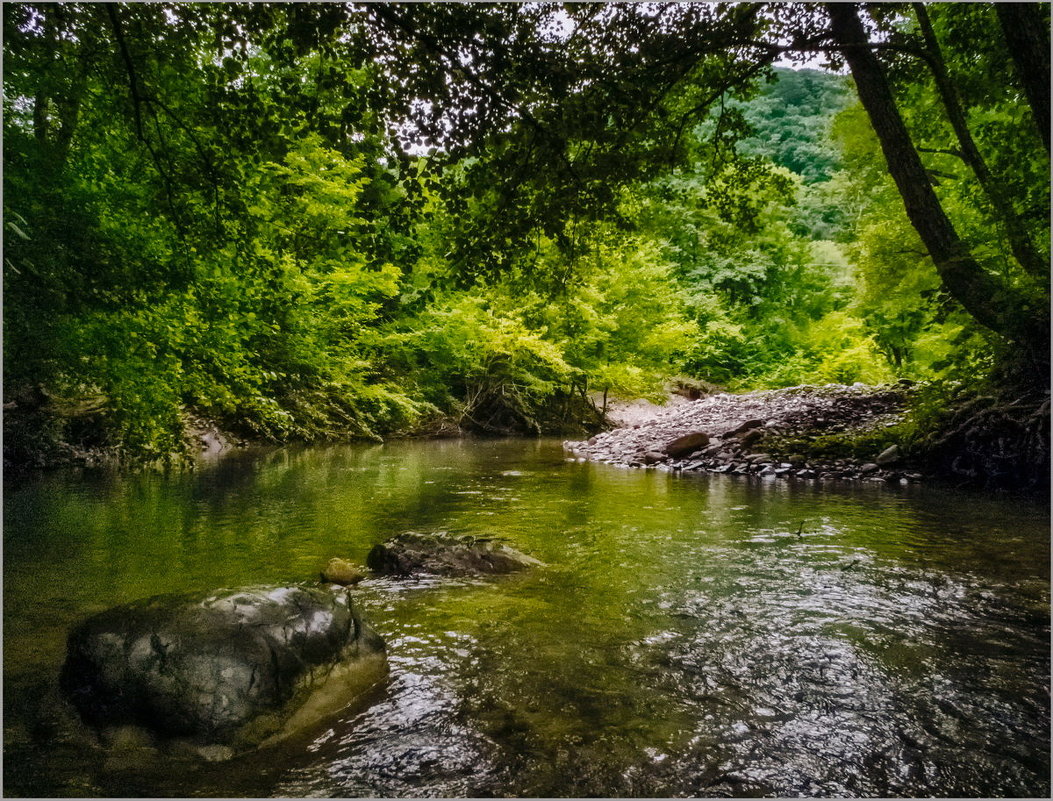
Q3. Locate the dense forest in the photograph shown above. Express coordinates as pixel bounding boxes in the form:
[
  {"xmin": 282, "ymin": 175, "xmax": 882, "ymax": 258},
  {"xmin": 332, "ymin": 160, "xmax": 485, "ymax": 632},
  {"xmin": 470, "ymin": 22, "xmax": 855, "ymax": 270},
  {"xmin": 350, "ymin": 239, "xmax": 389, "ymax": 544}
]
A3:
[{"xmin": 4, "ymin": 2, "xmax": 1049, "ymax": 481}]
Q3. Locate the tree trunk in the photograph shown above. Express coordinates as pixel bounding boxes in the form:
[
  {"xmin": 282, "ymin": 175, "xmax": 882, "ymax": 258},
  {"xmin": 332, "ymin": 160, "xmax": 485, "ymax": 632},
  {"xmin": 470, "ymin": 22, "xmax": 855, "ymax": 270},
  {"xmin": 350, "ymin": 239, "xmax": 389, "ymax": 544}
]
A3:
[
  {"xmin": 913, "ymin": 3, "xmax": 1047, "ymax": 279},
  {"xmin": 826, "ymin": 3, "xmax": 1047, "ymax": 352},
  {"xmin": 996, "ymin": 3, "xmax": 1051, "ymax": 155}
]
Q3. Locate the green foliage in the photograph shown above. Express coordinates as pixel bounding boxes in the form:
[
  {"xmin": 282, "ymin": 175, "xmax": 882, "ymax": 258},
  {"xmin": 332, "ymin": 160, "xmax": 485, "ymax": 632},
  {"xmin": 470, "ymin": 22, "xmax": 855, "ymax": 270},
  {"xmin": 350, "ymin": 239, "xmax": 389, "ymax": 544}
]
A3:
[
  {"xmin": 766, "ymin": 421, "xmax": 912, "ymax": 462},
  {"xmin": 387, "ymin": 294, "xmax": 575, "ymax": 434},
  {"xmin": 736, "ymin": 68, "xmax": 854, "ymax": 183}
]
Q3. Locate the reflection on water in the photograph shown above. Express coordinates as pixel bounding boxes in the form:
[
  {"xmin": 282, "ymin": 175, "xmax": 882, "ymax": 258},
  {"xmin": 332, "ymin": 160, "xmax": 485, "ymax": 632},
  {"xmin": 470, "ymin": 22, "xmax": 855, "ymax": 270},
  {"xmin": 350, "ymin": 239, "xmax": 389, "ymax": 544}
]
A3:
[{"xmin": 4, "ymin": 438, "xmax": 1049, "ymax": 797}]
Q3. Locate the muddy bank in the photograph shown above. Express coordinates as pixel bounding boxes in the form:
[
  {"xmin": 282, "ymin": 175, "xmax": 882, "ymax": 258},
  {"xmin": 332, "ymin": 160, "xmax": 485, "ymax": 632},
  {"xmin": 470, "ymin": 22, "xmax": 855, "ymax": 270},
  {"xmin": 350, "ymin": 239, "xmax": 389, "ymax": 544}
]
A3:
[{"xmin": 565, "ymin": 382, "xmax": 924, "ymax": 484}]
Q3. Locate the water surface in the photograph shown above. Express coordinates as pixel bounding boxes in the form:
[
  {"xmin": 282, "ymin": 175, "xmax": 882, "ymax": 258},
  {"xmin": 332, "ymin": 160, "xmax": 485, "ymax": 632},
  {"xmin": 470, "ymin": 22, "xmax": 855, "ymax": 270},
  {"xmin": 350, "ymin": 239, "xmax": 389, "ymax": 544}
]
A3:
[{"xmin": 4, "ymin": 439, "xmax": 1049, "ymax": 797}]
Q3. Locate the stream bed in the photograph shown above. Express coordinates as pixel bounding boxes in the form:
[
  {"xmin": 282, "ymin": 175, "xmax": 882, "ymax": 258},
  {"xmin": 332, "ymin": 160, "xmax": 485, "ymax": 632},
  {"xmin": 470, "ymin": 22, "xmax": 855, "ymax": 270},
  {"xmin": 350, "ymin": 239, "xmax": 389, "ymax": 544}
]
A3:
[{"xmin": 3, "ymin": 438, "xmax": 1049, "ymax": 797}]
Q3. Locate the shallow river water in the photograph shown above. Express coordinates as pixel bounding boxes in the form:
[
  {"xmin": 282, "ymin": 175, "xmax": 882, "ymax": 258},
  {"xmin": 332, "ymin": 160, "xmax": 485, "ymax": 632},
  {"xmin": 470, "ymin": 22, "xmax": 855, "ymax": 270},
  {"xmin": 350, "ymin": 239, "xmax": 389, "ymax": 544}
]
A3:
[{"xmin": 4, "ymin": 438, "xmax": 1050, "ymax": 797}]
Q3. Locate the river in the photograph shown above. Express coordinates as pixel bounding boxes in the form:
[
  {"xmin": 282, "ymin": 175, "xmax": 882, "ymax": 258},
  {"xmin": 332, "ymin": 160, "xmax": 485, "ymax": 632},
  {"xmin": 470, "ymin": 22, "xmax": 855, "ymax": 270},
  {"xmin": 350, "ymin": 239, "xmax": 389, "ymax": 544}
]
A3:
[{"xmin": 3, "ymin": 438, "xmax": 1049, "ymax": 797}]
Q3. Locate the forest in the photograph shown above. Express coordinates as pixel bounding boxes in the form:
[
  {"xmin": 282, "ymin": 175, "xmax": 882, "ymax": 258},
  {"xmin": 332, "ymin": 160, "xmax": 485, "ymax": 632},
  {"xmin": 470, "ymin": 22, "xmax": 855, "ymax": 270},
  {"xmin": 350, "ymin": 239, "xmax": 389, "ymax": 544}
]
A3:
[{"xmin": 4, "ymin": 2, "xmax": 1050, "ymax": 485}]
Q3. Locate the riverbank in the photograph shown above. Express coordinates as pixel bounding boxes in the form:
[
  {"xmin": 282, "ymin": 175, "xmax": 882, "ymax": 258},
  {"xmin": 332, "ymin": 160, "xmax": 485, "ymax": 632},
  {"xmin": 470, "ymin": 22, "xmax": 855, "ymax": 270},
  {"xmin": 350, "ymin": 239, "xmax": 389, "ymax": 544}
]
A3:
[
  {"xmin": 6, "ymin": 381, "xmax": 1047, "ymax": 493},
  {"xmin": 565, "ymin": 381, "xmax": 1049, "ymax": 492}
]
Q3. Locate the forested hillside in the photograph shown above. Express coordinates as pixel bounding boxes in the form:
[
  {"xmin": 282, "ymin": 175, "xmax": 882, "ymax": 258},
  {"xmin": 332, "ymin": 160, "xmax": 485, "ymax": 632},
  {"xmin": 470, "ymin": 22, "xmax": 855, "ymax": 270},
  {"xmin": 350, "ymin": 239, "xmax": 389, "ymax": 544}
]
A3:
[{"xmin": 4, "ymin": 3, "xmax": 1048, "ymax": 476}]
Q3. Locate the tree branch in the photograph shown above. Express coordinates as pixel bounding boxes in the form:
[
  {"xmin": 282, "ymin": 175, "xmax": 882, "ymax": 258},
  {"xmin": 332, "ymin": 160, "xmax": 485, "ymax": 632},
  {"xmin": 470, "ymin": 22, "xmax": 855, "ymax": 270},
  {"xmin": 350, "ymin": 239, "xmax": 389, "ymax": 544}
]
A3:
[
  {"xmin": 913, "ymin": 2, "xmax": 1047, "ymax": 279},
  {"xmin": 105, "ymin": 4, "xmax": 145, "ymax": 143}
]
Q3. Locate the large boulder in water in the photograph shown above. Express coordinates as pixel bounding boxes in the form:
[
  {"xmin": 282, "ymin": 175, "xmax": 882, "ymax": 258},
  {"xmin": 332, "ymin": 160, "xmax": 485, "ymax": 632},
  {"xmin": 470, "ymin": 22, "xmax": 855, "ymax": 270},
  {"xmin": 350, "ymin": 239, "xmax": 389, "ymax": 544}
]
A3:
[
  {"xmin": 60, "ymin": 585, "xmax": 385, "ymax": 748},
  {"xmin": 367, "ymin": 531, "xmax": 543, "ymax": 577}
]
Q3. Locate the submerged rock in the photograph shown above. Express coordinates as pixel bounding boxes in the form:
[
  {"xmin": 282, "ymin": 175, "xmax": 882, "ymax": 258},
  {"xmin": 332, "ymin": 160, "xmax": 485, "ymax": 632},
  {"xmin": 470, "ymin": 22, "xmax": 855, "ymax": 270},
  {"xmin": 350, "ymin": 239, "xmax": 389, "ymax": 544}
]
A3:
[
  {"xmin": 60, "ymin": 585, "xmax": 386, "ymax": 749},
  {"xmin": 367, "ymin": 531, "xmax": 544, "ymax": 577}
]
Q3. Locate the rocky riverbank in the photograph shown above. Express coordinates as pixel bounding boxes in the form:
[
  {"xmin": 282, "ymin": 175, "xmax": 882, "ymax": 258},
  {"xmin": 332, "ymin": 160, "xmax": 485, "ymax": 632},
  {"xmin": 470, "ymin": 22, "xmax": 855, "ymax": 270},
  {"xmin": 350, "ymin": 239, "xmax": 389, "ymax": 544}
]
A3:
[{"xmin": 564, "ymin": 382, "xmax": 922, "ymax": 484}]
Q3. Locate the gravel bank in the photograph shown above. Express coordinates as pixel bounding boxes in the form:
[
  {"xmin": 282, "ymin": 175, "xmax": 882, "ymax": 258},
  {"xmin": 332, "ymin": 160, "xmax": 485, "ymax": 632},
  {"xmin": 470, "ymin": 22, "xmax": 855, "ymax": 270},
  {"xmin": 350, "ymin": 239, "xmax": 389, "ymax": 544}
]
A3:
[{"xmin": 565, "ymin": 382, "xmax": 920, "ymax": 484}]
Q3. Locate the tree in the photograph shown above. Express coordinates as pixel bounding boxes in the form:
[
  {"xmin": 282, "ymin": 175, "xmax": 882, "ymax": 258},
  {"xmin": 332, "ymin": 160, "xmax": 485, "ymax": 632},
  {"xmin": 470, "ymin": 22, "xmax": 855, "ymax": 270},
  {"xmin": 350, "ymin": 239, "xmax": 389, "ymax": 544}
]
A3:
[
  {"xmin": 995, "ymin": 3, "xmax": 1051, "ymax": 154},
  {"xmin": 824, "ymin": 3, "xmax": 1048, "ymax": 361}
]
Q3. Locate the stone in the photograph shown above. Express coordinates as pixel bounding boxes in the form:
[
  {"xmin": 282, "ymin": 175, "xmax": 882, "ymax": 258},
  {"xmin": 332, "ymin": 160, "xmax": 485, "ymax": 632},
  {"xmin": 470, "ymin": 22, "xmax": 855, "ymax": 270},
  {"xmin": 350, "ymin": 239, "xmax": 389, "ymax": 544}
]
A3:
[
  {"xmin": 60, "ymin": 586, "xmax": 385, "ymax": 748},
  {"xmin": 662, "ymin": 431, "xmax": 710, "ymax": 458},
  {"xmin": 642, "ymin": 450, "xmax": 667, "ymax": 465},
  {"xmin": 723, "ymin": 419, "xmax": 765, "ymax": 438},
  {"xmin": 738, "ymin": 428, "xmax": 765, "ymax": 448},
  {"xmin": 321, "ymin": 558, "xmax": 367, "ymax": 586},
  {"xmin": 366, "ymin": 531, "xmax": 543, "ymax": 577},
  {"xmin": 860, "ymin": 463, "xmax": 880, "ymax": 474},
  {"xmin": 746, "ymin": 453, "xmax": 773, "ymax": 464},
  {"xmin": 876, "ymin": 444, "xmax": 901, "ymax": 466}
]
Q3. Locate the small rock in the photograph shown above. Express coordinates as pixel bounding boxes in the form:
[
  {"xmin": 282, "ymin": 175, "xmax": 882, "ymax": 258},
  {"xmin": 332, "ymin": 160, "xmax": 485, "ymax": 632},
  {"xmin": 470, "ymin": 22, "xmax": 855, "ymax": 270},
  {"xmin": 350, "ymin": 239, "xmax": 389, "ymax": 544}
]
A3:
[
  {"xmin": 739, "ymin": 429, "xmax": 765, "ymax": 448},
  {"xmin": 642, "ymin": 450, "xmax": 667, "ymax": 465},
  {"xmin": 321, "ymin": 558, "xmax": 366, "ymax": 586},
  {"xmin": 198, "ymin": 745, "xmax": 235, "ymax": 762},
  {"xmin": 723, "ymin": 419, "xmax": 765, "ymax": 438},
  {"xmin": 860, "ymin": 463, "xmax": 880, "ymax": 474},
  {"xmin": 876, "ymin": 445, "xmax": 901, "ymax": 466}
]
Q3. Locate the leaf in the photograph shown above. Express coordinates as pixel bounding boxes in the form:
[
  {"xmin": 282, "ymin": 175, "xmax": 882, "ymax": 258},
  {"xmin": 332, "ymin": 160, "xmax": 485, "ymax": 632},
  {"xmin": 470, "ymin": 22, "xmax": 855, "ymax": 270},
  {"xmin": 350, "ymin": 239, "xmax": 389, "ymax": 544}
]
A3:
[{"xmin": 6, "ymin": 222, "xmax": 30, "ymax": 241}]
